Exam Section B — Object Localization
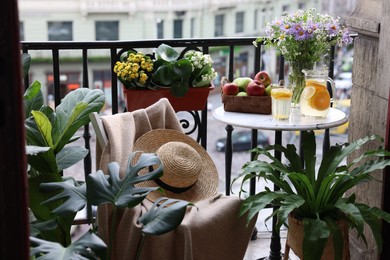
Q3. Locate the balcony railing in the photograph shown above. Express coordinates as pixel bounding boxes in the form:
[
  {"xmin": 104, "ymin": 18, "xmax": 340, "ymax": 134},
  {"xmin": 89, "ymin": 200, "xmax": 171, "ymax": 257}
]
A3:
[{"xmin": 22, "ymin": 37, "xmax": 345, "ymax": 259}]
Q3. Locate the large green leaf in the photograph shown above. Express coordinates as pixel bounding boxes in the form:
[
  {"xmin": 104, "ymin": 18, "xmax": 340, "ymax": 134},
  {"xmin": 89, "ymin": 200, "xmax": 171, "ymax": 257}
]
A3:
[
  {"xmin": 172, "ymin": 59, "xmax": 192, "ymax": 80},
  {"xmin": 31, "ymin": 110, "xmax": 54, "ymax": 148},
  {"xmin": 302, "ymin": 218, "xmax": 330, "ymax": 260},
  {"xmin": 323, "ymin": 216, "xmax": 345, "ymax": 260},
  {"xmin": 24, "ymin": 80, "xmax": 43, "ymax": 118},
  {"xmin": 276, "ymin": 194, "xmax": 305, "ymax": 230},
  {"xmin": 40, "ymin": 177, "xmax": 87, "ymax": 217},
  {"xmin": 22, "ymin": 53, "xmax": 31, "ymax": 78},
  {"xmin": 139, "ymin": 197, "xmax": 194, "ymax": 235},
  {"xmin": 316, "ymin": 135, "xmax": 380, "ymax": 189},
  {"xmin": 56, "ymin": 146, "xmax": 89, "ymax": 171},
  {"xmin": 30, "ymin": 230, "xmax": 107, "ymax": 260},
  {"xmin": 170, "ymin": 81, "xmax": 189, "ymax": 97},
  {"xmin": 27, "ymin": 149, "xmax": 58, "ymax": 176},
  {"xmin": 335, "ymin": 199, "xmax": 365, "ymax": 237},
  {"xmin": 28, "ymin": 173, "xmax": 75, "ymax": 245},
  {"xmin": 86, "ymin": 152, "xmax": 163, "ymax": 208},
  {"xmin": 241, "ymin": 191, "xmax": 286, "ymax": 224},
  {"xmin": 154, "ymin": 43, "xmax": 180, "ymax": 61},
  {"xmin": 153, "ymin": 65, "xmax": 176, "ymax": 85},
  {"xmin": 52, "ymin": 88, "xmax": 105, "ymax": 152}
]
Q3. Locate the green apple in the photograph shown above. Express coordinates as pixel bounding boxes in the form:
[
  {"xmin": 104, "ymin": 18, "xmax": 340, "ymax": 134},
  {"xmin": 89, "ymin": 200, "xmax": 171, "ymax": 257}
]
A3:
[
  {"xmin": 233, "ymin": 77, "xmax": 252, "ymax": 92},
  {"xmin": 236, "ymin": 91, "xmax": 248, "ymax": 96},
  {"xmin": 265, "ymin": 85, "xmax": 273, "ymax": 96}
]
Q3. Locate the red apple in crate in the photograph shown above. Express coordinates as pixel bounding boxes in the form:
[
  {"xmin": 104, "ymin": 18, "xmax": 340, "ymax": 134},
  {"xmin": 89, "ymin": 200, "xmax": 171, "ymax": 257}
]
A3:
[
  {"xmin": 246, "ymin": 80, "xmax": 266, "ymax": 96},
  {"xmin": 254, "ymin": 71, "xmax": 272, "ymax": 87},
  {"xmin": 222, "ymin": 82, "xmax": 239, "ymax": 95}
]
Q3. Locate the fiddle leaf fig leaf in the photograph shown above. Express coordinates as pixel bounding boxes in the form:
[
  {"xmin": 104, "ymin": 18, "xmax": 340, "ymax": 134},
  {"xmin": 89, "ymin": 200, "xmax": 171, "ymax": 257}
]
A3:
[
  {"xmin": 40, "ymin": 177, "xmax": 87, "ymax": 217},
  {"xmin": 24, "ymin": 80, "xmax": 44, "ymax": 118},
  {"xmin": 56, "ymin": 146, "xmax": 89, "ymax": 171},
  {"xmin": 30, "ymin": 230, "xmax": 107, "ymax": 260},
  {"xmin": 22, "ymin": 53, "xmax": 31, "ymax": 78},
  {"xmin": 31, "ymin": 110, "xmax": 54, "ymax": 149},
  {"xmin": 139, "ymin": 197, "xmax": 195, "ymax": 235},
  {"xmin": 86, "ymin": 152, "xmax": 163, "ymax": 208},
  {"xmin": 52, "ymin": 88, "xmax": 105, "ymax": 152}
]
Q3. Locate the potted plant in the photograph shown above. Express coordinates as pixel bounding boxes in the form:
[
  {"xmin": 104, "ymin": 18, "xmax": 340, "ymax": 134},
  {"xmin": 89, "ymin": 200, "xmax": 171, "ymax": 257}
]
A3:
[
  {"xmin": 234, "ymin": 131, "xmax": 390, "ymax": 260},
  {"xmin": 113, "ymin": 44, "xmax": 217, "ymax": 111},
  {"xmin": 30, "ymin": 152, "xmax": 194, "ymax": 259}
]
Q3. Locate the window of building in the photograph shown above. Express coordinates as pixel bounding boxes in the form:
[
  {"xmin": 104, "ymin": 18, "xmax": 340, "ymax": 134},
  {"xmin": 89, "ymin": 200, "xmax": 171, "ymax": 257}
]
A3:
[
  {"xmin": 48, "ymin": 21, "xmax": 73, "ymax": 41},
  {"xmin": 95, "ymin": 21, "xmax": 119, "ymax": 41},
  {"xmin": 19, "ymin": 22, "xmax": 24, "ymax": 41},
  {"xmin": 298, "ymin": 3, "xmax": 306, "ymax": 9},
  {"xmin": 282, "ymin": 5, "xmax": 289, "ymax": 12},
  {"xmin": 215, "ymin": 14, "xmax": 224, "ymax": 37},
  {"xmin": 235, "ymin": 11, "xmax": 244, "ymax": 33},
  {"xmin": 173, "ymin": 19, "xmax": 183, "ymax": 38},
  {"xmin": 157, "ymin": 20, "xmax": 164, "ymax": 39},
  {"xmin": 191, "ymin": 17, "xmax": 196, "ymax": 38}
]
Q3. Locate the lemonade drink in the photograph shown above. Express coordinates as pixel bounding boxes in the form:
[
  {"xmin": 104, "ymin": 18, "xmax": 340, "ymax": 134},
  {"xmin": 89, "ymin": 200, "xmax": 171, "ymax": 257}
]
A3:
[
  {"xmin": 271, "ymin": 88, "xmax": 292, "ymax": 120},
  {"xmin": 300, "ymin": 79, "xmax": 331, "ymax": 117}
]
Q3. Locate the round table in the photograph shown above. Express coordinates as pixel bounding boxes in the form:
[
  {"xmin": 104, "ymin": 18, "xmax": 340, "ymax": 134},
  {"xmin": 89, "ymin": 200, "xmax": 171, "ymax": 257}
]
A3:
[
  {"xmin": 212, "ymin": 106, "xmax": 348, "ymax": 260},
  {"xmin": 212, "ymin": 106, "xmax": 348, "ymax": 131}
]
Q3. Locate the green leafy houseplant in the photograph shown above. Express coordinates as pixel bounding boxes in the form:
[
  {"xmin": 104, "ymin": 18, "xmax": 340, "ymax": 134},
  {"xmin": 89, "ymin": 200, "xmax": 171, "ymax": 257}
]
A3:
[
  {"xmin": 30, "ymin": 152, "xmax": 194, "ymax": 260},
  {"xmin": 22, "ymin": 53, "xmax": 106, "ymax": 246},
  {"xmin": 235, "ymin": 131, "xmax": 390, "ymax": 260},
  {"xmin": 113, "ymin": 43, "xmax": 217, "ymax": 97}
]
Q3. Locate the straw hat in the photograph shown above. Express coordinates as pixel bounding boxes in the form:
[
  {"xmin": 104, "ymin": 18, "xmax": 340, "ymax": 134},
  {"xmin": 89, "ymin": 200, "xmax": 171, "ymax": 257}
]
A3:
[{"xmin": 133, "ymin": 129, "xmax": 219, "ymax": 203}]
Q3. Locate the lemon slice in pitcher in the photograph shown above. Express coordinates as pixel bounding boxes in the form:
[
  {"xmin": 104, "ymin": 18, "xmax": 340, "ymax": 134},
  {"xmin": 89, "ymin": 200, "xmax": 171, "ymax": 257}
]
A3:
[{"xmin": 301, "ymin": 86, "xmax": 315, "ymax": 99}]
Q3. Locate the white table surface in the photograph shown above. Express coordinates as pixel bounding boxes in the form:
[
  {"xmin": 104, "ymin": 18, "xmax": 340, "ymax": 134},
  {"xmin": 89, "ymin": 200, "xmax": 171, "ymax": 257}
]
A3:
[{"xmin": 212, "ymin": 106, "xmax": 348, "ymax": 131}]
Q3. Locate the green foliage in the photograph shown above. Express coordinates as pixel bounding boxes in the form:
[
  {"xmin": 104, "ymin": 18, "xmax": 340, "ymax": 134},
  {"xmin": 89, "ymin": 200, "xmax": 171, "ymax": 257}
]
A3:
[
  {"xmin": 235, "ymin": 131, "xmax": 390, "ymax": 260},
  {"xmin": 152, "ymin": 44, "xmax": 192, "ymax": 97},
  {"xmin": 30, "ymin": 231, "xmax": 107, "ymax": 260},
  {"xmin": 139, "ymin": 197, "xmax": 195, "ymax": 235},
  {"xmin": 33, "ymin": 152, "xmax": 195, "ymax": 259}
]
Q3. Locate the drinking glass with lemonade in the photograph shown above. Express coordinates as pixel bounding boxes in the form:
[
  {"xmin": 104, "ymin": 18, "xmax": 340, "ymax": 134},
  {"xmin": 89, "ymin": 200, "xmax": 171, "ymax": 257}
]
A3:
[
  {"xmin": 300, "ymin": 69, "xmax": 335, "ymax": 118},
  {"xmin": 271, "ymin": 87, "xmax": 293, "ymax": 120}
]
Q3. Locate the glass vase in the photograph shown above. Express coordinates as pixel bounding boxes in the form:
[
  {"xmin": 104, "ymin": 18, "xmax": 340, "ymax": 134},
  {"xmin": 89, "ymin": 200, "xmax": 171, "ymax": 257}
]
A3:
[{"xmin": 289, "ymin": 61, "xmax": 315, "ymax": 108}]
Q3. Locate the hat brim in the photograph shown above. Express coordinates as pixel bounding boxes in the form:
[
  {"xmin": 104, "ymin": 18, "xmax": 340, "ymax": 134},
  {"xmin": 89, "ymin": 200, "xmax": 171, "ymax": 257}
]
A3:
[{"xmin": 133, "ymin": 129, "xmax": 219, "ymax": 203}]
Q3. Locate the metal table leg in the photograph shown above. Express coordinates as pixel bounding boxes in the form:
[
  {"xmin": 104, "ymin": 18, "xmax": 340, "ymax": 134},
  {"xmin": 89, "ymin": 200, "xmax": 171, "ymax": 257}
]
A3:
[
  {"xmin": 266, "ymin": 130, "xmax": 283, "ymax": 260},
  {"xmin": 225, "ymin": 124, "xmax": 234, "ymax": 196}
]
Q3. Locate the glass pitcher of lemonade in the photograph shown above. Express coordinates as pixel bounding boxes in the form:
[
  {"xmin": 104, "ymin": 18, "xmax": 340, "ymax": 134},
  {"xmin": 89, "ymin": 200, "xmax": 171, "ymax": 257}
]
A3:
[{"xmin": 300, "ymin": 69, "xmax": 335, "ymax": 117}]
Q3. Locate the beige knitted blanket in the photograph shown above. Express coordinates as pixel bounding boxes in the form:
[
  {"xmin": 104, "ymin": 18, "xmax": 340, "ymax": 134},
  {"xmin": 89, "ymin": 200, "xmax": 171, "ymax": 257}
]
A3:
[{"xmin": 96, "ymin": 98, "xmax": 256, "ymax": 260}]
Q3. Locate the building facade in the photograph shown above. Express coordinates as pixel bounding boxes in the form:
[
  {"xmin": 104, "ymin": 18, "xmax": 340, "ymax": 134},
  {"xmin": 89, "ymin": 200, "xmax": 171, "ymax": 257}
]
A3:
[{"xmin": 18, "ymin": 0, "xmax": 325, "ymax": 105}]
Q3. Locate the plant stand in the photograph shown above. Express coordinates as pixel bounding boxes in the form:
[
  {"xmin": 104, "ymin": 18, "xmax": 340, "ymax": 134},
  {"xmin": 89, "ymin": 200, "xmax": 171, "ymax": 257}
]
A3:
[
  {"xmin": 123, "ymin": 85, "xmax": 214, "ymax": 112},
  {"xmin": 284, "ymin": 215, "xmax": 350, "ymax": 260}
]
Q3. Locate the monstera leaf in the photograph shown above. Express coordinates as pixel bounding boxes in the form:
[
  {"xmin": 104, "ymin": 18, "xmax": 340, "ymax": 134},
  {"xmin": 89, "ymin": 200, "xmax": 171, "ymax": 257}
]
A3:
[
  {"xmin": 139, "ymin": 197, "xmax": 195, "ymax": 235},
  {"xmin": 30, "ymin": 230, "xmax": 107, "ymax": 260},
  {"xmin": 40, "ymin": 177, "xmax": 87, "ymax": 217},
  {"xmin": 40, "ymin": 152, "xmax": 163, "ymax": 218},
  {"xmin": 87, "ymin": 152, "xmax": 163, "ymax": 208}
]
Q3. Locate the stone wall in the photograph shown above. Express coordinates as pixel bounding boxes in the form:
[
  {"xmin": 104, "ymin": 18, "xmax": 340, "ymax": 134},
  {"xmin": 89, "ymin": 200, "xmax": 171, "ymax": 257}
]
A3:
[{"xmin": 346, "ymin": 0, "xmax": 390, "ymax": 259}]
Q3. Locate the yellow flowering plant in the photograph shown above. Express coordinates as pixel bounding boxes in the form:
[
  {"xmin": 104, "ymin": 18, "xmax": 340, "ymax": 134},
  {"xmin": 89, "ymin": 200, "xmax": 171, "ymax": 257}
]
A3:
[{"xmin": 113, "ymin": 50, "xmax": 154, "ymax": 89}]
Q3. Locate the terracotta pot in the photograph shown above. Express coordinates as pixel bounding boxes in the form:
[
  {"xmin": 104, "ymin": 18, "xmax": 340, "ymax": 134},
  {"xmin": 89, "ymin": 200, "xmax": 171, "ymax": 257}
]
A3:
[
  {"xmin": 123, "ymin": 85, "xmax": 214, "ymax": 112},
  {"xmin": 284, "ymin": 215, "xmax": 350, "ymax": 260}
]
